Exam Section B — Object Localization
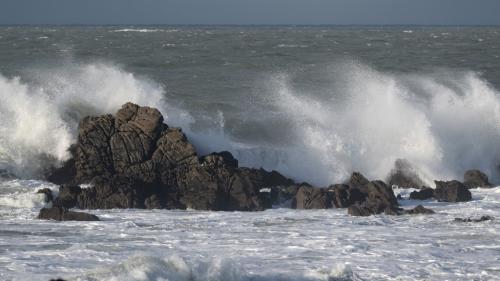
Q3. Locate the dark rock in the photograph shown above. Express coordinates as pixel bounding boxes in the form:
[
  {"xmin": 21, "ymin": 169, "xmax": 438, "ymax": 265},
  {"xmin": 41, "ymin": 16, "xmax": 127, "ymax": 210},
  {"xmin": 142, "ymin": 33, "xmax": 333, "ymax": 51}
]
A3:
[
  {"xmin": 454, "ymin": 215, "xmax": 493, "ymax": 223},
  {"xmin": 45, "ymin": 102, "xmax": 297, "ymax": 212},
  {"xmin": 53, "ymin": 185, "xmax": 82, "ymax": 208},
  {"xmin": 409, "ymin": 187, "xmax": 434, "ymax": 200},
  {"xmin": 387, "ymin": 159, "xmax": 426, "ymax": 189},
  {"xmin": 434, "ymin": 180, "xmax": 472, "ymax": 202},
  {"xmin": 396, "ymin": 194, "xmax": 404, "ymax": 200},
  {"xmin": 268, "ymin": 185, "xmax": 299, "ymax": 206},
  {"xmin": 36, "ymin": 188, "xmax": 53, "ymax": 203},
  {"xmin": 38, "ymin": 206, "xmax": 99, "ymax": 221},
  {"xmin": 347, "ymin": 181, "xmax": 398, "ymax": 216},
  {"xmin": 46, "ymin": 146, "xmax": 77, "ymax": 185},
  {"xmin": 404, "ymin": 205, "xmax": 435, "ymax": 215},
  {"xmin": 330, "ymin": 184, "xmax": 366, "ymax": 208},
  {"xmin": 77, "ymin": 176, "xmax": 153, "ymax": 209},
  {"xmin": 383, "ymin": 204, "xmax": 435, "ymax": 215},
  {"xmin": 347, "ymin": 172, "xmax": 369, "ymax": 188},
  {"xmin": 463, "ymin": 169, "xmax": 492, "ymax": 188},
  {"xmin": 291, "ymin": 186, "xmax": 334, "ymax": 209}
]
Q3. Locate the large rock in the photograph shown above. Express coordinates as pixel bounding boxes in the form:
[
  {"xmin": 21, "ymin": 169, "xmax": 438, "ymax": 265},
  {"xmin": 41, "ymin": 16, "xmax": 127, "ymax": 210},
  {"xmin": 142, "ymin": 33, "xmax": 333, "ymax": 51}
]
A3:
[
  {"xmin": 47, "ymin": 103, "xmax": 295, "ymax": 212},
  {"xmin": 38, "ymin": 206, "xmax": 99, "ymax": 221},
  {"xmin": 434, "ymin": 180, "xmax": 472, "ymax": 202},
  {"xmin": 463, "ymin": 170, "xmax": 492, "ymax": 188},
  {"xmin": 347, "ymin": 180, "xmax": 399, "ymax": 216},
  {"xmin": 291, "ymin": 185, "xmax": 334, "ymax": 209}
]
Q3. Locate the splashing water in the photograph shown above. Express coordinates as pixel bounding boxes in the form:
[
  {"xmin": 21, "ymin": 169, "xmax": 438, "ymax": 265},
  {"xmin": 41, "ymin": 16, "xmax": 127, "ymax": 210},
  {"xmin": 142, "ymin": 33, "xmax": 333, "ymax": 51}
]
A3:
[{"xmin": 1, "ymin": 61, "xmax": 499, "ymax": 186}]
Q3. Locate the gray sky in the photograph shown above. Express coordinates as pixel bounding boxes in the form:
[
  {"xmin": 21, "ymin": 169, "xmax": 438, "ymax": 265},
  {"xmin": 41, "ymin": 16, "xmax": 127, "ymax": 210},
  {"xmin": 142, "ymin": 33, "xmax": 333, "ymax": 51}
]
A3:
[{"xmin": 1, "ymin": 0, "xmax": 500, "ymax": 25}]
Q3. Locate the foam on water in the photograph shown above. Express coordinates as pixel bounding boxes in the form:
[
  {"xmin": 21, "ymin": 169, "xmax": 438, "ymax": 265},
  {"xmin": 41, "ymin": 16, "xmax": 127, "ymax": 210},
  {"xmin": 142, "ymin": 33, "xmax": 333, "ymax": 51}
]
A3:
[{"xmin": 0, "ymin": 183, "xmax": 499, "ymax": 281}]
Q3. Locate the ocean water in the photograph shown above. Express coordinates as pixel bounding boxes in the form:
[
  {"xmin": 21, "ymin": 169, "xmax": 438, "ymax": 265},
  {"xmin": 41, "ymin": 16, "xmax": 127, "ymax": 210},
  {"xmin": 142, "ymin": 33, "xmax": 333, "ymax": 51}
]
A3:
[{"xmin": 1, "ymin": 26, "xmax": 500, "ymax": 280}]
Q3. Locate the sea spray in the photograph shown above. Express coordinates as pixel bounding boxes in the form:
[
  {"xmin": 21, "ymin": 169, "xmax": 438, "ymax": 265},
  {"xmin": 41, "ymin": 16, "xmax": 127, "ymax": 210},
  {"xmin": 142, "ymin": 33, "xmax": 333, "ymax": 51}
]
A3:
[{"xmin": 1, "ymin": 61, "xmax": 499, "ymax": 186}]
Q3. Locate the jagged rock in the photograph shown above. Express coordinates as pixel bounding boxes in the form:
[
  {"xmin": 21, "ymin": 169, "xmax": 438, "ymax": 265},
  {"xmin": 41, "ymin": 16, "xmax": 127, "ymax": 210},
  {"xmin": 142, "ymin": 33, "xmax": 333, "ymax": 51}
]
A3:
[
  {"xmin": 38, "ymin": 206, "xmax": 99, "ymax": 221},
  {"xmin": 347, "ymin": 172, "xmax": 369, "ymax": 188},
  {"xmin": 387, "ymin": 159, "xmax": 426, "ymax": 189},
  {"xmin": 454, "ymin": 216, "xmax": 493, "ymax": 223},
  {"xmin": 330, "ymin": 184, "xmax": 366, "ymax": 208},
  {"xmin": 463, "ymin": 170, "xmax": 492, "ymax": 188},
  {"xmin": 36, "ymin": 188, "xmax": 53, "ymax": 203},
  {"xmin": 409, "ymin": 187, "xmax": 434, "ymax": 200},
  {"xmin": 347, "ymin": 180, "xmax": 398, "ymax": 216},
  {"xmin": 76, "ymin": 176, "xmax": 157, "ymax": 209},
  {"xmin": 404, "ymin": 205, "xmax": 435, "ymax": 215},
  {"xmin": 434, "ymin": 180, "xmax": 472, "ymax": 202},
  {"xmin": 46, "ymin": 103, "xmax": 294, "ymax": 212},
  {"xmin": 291, "ymin": 185, "xmax": 334, "ymax": 209}
]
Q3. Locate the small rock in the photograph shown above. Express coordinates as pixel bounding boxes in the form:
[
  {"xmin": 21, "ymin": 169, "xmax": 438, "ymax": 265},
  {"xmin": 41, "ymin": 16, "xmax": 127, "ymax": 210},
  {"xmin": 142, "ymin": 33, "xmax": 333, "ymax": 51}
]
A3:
[
  {"xmin": 409, "ymin": 187, "xmax": 434, "ymax": 200},
  {"xmin": 463, "ymin": 169, "xmax": 492, "ymax": 188},
  {"xmin": 434, "ymin": 180, "xmax": 472, "ymax": 202},
  {"xmin": 38, "ymin": 206, "xmax": 99, "ymax": 221},
  {"xmin": 454, "ymin": 216, "xmax": 493, "ymax": 223}
]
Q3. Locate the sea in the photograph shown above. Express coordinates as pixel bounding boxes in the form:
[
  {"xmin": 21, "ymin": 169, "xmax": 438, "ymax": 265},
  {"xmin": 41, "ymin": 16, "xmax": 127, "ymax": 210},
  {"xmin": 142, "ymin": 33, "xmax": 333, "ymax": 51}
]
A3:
[{"xmin": 0, "ymin": 25, "xmax": 499, "ymax": 281}]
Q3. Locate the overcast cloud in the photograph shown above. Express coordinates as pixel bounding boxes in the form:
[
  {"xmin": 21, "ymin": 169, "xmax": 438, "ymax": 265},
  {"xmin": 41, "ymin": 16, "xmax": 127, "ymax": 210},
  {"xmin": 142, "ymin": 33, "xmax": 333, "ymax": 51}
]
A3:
[{"xmin": 1, "ymin": 0, "xmax": 499, "ymax": 25}]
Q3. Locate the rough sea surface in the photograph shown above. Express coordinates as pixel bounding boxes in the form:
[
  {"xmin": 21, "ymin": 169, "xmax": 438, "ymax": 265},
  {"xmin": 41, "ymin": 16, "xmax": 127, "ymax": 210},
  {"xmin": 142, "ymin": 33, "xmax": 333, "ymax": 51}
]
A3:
[{"xmin": 1, "ymin": 26, "xmax": 500, "ymax": 280}]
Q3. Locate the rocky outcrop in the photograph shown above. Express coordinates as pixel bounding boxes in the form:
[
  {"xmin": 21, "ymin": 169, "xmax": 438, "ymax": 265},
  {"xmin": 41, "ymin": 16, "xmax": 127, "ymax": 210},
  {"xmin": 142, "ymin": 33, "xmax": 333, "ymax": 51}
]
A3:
[
  {"xmin": 47, "ymin": 103, "xmax": 293, "ymax": 212},
  {"xmin": 38, "ymin": 206, "xmax": 99, "ymax": 221},
  {"xmin": 463, "ymin": 170, "xmax": 492, "ymax": 188},
  {"xmin": 434, "ymin": 180, "xmax": 472, "ymax": 202},
  {"xmin": 409, "ymin": 187, "xmax": 434, "ymax": 200}
]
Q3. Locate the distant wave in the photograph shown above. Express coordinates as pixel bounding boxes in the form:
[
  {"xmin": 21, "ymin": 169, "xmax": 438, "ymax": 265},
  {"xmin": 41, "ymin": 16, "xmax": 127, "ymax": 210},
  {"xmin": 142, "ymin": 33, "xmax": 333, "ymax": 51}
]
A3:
[{"xmin": 111, "ymin": 28, "xmax": 178, "ymax": 33}]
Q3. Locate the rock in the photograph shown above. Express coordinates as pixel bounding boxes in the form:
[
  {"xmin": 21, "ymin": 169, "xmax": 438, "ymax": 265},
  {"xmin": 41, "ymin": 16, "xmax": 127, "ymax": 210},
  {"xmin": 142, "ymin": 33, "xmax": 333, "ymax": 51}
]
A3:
[
  {"xmin": 46, "ymin": 146, "xmax": 77, "ymax": 185},
  {"xmin": 347, "ymin": 181, "xmax": 398, "ymax": 216},
  {"xmin": 463, "ymin": 169, "xmax": 492, "ymax": 188},
  {"xmin": 36, "ymin": 188, "xmax": 53, "ymax": 203},
  {"xmin": 330, "ymin": 184, "xmax": 366, "ymax": 208},
  {"xmin": 409, "ymin": 187, "xmax": 434, "ymax": 200},
  {"xmin": 347, "ymin": 172, "xmax": 369, "ymax": 188},
  {"xmin": 291, "ymin": 185, "xmax": 334, "ymax": 209},
  {"xmin": 38, "ymin": 206, "xmax": 99, "ymax": 221},
  {"xmin": 46, "ymin": 102, "xmax": 296, "ymax": 212},
  {"xmin": 434, "ymin": 180, "xmax": 472, "ymax": 202},
  {"xmin": 76, "ymin": 176, "xmax": 157, "ymax": 209},
  {"xmin": 454, "ymin": 216, "xmax": 493, "ymax": 223},
  {"xmin": 404, "ymin": 205, "xmax": 435, "ymax": 215},
  {"xmin": 53, "ymin": 185, "xmax": 82, "ymax": 208},
  {"xmin": 387, "ymin": 159, "xmax": 426, "ymax": 189},
  {"xmin": 268, "ymin": 185, "xmax": 299, "ymax": 206},
  {"xmin": 383, "ymin": 204, "xmax": 435, "ymax": 215}
]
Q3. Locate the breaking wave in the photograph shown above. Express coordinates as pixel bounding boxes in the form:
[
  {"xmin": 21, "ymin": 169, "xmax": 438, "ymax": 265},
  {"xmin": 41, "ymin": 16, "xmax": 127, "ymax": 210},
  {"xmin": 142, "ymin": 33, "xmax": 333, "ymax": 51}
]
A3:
[
  {"xmin": 79, "ymin": 254, "xmax": 358, "ymax": 281},
  {"xmin": 0, "ymin": 60, "xmax": 499, "ymax": 186}
]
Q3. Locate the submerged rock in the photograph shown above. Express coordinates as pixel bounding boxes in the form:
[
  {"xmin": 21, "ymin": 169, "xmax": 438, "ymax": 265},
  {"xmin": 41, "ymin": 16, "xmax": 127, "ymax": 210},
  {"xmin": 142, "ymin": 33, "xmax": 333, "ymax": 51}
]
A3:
[
  {"xmin": 463, "ymin": 169, "xmax": 492, "ymax": 188},
  {"xmin": 434, "ymin": 180, "xmax": 472, "ymax": 202},
  {"xmin": 454, "ymin": 216, "xmax": 493, "ymax": 223},
  {"xmin": 38, "ymin": 206, "xmax": 99, "ymax": 221}
]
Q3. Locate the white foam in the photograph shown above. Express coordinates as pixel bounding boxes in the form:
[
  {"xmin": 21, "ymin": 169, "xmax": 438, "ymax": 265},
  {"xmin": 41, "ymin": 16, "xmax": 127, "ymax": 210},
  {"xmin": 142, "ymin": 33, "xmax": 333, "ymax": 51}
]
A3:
[{"xmin": 0, "ymin": 62, "xmax": 168, "ymax": 178}]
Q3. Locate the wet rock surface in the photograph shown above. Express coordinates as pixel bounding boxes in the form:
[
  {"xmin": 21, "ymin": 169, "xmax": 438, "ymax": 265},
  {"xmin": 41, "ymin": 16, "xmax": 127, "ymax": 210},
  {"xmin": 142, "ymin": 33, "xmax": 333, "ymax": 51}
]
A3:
[{"xmin": 38, "ymin": 206, "xmax": 99, "ymax": 221}]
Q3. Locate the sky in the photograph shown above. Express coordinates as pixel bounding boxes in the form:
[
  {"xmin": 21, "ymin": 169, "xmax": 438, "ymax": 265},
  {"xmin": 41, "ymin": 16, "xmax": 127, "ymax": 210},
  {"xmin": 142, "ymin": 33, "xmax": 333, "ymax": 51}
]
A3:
[{"xmin": 1, "ymin": 0, "xmax": 500, "ymax": 25}]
